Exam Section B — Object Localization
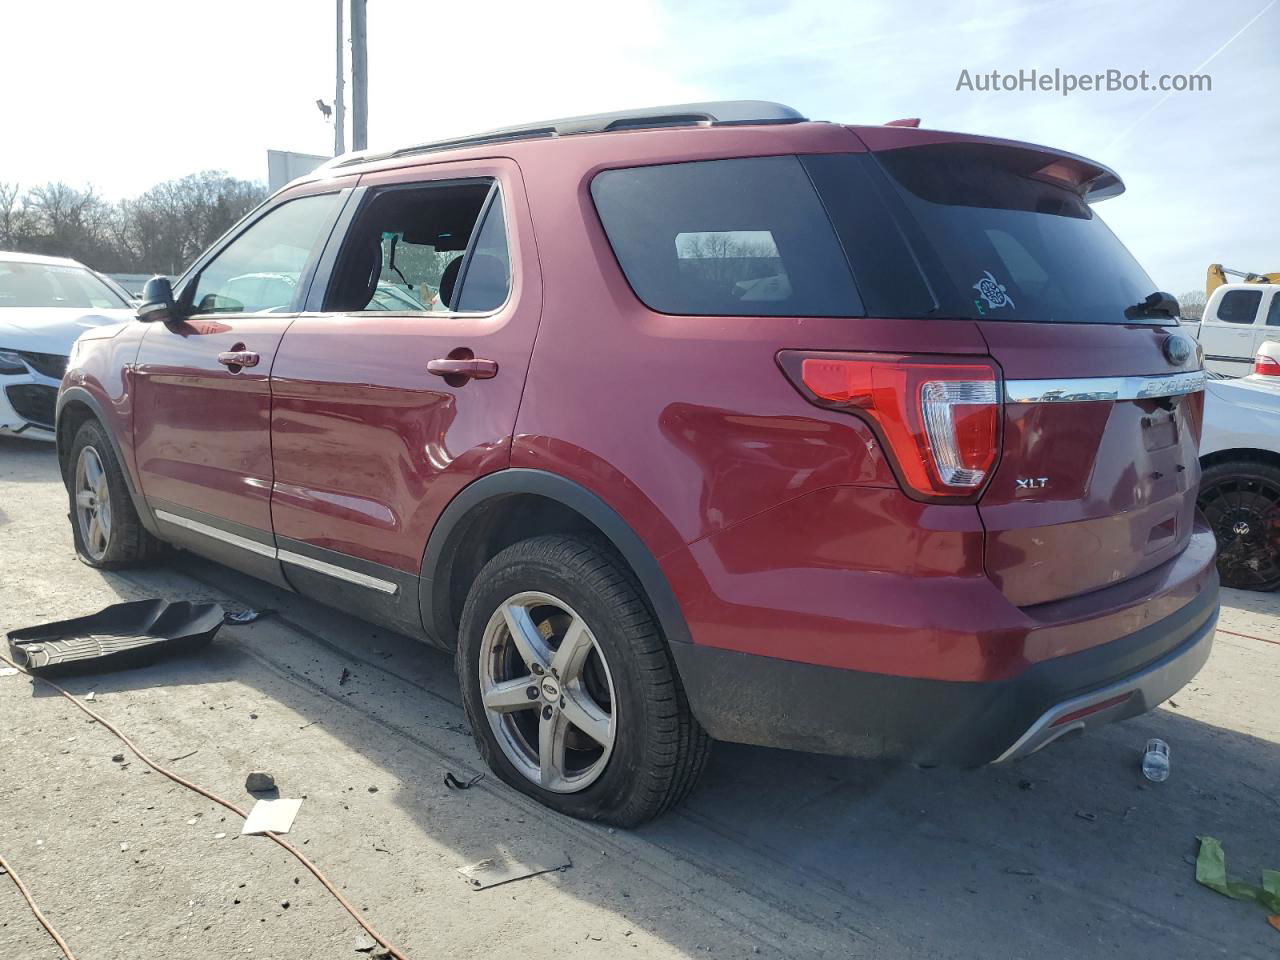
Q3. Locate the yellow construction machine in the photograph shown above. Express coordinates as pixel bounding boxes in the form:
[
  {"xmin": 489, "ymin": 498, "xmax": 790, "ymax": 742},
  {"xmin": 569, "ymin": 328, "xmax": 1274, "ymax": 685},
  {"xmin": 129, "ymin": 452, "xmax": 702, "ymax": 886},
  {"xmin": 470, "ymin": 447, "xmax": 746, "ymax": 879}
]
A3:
[{"xmin": 1206, "ymin": 263, "xmax": 1280, "ymax": 295}]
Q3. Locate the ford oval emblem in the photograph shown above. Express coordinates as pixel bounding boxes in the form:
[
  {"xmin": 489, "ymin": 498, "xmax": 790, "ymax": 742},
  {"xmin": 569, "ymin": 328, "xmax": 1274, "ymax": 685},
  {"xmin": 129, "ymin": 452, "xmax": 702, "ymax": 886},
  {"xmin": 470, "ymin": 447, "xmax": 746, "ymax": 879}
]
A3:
[{"xmin": 1163, "ymin": 334, "xmax": 1193, "ymax": 366}]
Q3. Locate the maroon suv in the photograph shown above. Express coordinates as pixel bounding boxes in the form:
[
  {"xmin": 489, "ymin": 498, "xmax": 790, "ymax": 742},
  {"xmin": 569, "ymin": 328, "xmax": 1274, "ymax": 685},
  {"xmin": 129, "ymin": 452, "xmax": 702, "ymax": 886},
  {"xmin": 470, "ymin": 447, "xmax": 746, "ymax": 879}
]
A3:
[{"xmin": 57, "ymin": 101, "xmax": 1217, "ymax": 825}]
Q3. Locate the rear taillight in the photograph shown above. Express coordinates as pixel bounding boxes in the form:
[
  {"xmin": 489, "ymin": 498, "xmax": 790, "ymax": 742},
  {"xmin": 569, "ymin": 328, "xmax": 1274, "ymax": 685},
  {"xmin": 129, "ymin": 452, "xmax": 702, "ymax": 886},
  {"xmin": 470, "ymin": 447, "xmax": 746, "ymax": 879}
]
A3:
[
  {"xmin": 1254, "ymin": 353, "xmax": 1280, "ymax": 377},
  {"xmin": 781, "ymin": 352, "xmax": 1001, "ymax": 498}
]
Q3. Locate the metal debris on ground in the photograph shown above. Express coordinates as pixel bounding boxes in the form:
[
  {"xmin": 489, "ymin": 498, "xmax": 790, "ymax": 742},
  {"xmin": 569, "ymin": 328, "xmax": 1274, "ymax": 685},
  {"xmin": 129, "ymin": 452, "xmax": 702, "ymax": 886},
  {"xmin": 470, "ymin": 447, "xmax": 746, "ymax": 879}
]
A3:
[
  {"xmin": 458, "ymin": 845, "xmax": 572, "ymax": 890},
  {"xmin": 445, "ymin": 771, "xmax": 485, "ymax": 790},
  {"xmin": 1194, "ymin": 835, "xmax": 1280, "ymax": 927},
  {"xmin": 245, "ymin": 771, "xmax": 277, "ymax": 793},
  {"xmin": 354, "ymin": 932, "xmax": 377, "ymax": 953},
  {"xmin": 241, "ymin": 798, "xmax": 303, "ymax": 836},
  {"xmin": 224, "ymin": 608, "xmax": 275, "ymax": 625}
]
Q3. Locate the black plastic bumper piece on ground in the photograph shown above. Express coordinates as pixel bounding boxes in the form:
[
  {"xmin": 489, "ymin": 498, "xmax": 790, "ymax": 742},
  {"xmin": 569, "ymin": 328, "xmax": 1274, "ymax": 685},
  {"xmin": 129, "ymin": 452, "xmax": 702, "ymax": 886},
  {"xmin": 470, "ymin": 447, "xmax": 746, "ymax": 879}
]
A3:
[
  {"xmin": 669, "ymin": 584, "xmax": 1219, "ymax": 766},
  {"xmin": 6, "ymin": 599, "xmax": 225, "ymax": 677}
]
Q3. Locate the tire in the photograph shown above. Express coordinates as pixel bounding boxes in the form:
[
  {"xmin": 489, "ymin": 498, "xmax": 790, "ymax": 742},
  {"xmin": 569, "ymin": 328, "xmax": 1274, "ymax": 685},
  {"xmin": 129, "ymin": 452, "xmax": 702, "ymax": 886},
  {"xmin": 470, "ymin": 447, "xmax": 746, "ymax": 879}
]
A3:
[
  {"xmin": 67, "ymin": 419, "xmax": 161, "ymax": 569},
  {"xmin": 456, "ymin": 535, "xmax": 711, "ymax": 826},
  {"xmin": 1198, "ymin": 458, "xmax": 1280, "ymax": 591}
]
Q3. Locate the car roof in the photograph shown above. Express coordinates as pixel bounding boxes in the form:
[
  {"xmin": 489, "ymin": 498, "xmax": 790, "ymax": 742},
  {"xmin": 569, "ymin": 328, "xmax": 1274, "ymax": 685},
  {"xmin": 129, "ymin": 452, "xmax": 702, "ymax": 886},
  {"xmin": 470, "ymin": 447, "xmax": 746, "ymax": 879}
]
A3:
[
  {"xmin": 286, "ymin": 100, "xmax": 1123, "ymax": 202},
  {"xmin": 0, "ymin": 250, "xmax": 89, "ymax": 268},
  {"xmin": 316, "ymin": 100, "xmax": 808, "ymax": 174}
]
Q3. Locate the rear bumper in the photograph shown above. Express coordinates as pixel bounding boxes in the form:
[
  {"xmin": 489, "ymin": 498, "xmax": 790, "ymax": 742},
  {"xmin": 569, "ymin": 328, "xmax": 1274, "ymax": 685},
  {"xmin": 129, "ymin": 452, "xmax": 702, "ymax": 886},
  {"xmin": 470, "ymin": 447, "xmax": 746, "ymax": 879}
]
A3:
[{"xmin": 670, "ymin": 572, "xmax": 1218, "ymax": 766}]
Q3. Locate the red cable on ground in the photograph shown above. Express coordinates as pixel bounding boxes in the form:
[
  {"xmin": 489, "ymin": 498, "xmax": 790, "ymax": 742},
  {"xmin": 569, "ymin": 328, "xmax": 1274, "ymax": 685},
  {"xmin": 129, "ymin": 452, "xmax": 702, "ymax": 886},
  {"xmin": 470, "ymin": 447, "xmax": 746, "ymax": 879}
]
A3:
[
  {"xmin": 1217, "ymin": 627, "xmax": 1280, "ymax": 647},
  {"xmin": 0, "ymin": 851, "xmax": 79, "ymax": 960},
  {"xmin": 0, "ymin": 652, "xmax": 411, "ymax": 960}
]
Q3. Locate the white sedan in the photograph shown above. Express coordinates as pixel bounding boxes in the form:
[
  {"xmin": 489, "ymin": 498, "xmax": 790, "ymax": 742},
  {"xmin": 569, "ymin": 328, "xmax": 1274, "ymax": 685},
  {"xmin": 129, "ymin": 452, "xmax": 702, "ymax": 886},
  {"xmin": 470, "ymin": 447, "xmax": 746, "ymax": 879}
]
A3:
[
  {"xmin": 0, "ymin": 252, "xmax": 135, "ymax": 440},
  {"xmin": 1198, "ymin": 342, "xmax": 1280, "ymax": 591}
]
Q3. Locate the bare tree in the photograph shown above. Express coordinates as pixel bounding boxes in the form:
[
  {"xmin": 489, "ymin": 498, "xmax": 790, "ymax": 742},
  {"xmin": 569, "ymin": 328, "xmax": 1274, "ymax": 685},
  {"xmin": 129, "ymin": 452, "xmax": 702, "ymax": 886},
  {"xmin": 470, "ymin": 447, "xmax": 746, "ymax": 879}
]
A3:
[
  {"xmin": 1178, "ymin": 289, "xmax": 1207, "ymax": 321},
  {"xmin": 0, "ymin": 181, "xmax": 34, "ymax": 249},
  {"xmin": 0, "ymin": 171, "xmax": 266, "ymax": 274}
]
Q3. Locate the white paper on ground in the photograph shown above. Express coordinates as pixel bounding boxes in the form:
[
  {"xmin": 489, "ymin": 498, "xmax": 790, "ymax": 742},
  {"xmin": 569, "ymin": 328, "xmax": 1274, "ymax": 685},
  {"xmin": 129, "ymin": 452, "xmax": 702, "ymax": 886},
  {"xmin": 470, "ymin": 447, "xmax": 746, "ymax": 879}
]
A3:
[{"xmin": 241, "ymin": 798, "xmax": 302, "ymax": 835}]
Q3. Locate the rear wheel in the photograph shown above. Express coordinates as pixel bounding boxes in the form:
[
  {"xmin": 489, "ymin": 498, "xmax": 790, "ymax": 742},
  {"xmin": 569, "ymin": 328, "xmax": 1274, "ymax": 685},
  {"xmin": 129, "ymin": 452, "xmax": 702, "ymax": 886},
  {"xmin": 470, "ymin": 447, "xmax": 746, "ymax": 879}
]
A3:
[
  {"xmin": 456, "ymin": 535, "xmax": 710, "ymax": 826},
  {"xmin": 1198, "ymin": 459, "xmax": 1280, "ymax": 591},
  {"xmin": 68, "ymin": 419, "xmax": 160, "ymax": 568}
]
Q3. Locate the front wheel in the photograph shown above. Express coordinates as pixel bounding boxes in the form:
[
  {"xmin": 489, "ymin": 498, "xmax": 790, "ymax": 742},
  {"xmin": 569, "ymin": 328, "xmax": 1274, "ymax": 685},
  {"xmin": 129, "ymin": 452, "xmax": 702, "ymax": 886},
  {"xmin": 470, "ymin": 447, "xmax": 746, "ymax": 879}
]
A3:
[
  {"xmin": 456, "ymin": 535, "xmax": 710, "ymax": 826},
  {"xmin": 67, "ymin": 419, "xmax": 160, "ymax": 568},
  {"xmin": 1198, "ymin": 458, "xmax": 1280, "ymax": 591}
]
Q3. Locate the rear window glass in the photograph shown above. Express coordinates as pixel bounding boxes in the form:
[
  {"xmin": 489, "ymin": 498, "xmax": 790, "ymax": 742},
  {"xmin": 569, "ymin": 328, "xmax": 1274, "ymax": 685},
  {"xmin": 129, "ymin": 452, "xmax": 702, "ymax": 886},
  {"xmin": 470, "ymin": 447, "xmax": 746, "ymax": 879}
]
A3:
[
  {"xmin": 1218, "ymin": 289, "xmax": 1262, "ymax": 324},
  {"xmin": 591, "ymin": 157, "xmax": 863, "ymax": 317},
  {"xmin": 869, "ymin": 142, "xmax": 1164, "ymax": 325}
]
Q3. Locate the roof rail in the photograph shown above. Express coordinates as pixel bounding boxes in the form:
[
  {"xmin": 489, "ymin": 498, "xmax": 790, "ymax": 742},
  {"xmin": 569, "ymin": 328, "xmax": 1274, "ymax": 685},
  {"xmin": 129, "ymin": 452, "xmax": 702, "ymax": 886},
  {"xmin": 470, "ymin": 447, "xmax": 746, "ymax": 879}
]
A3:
[{"xmin": 327, "ymin": 100, "xmax": 807, "ymax": 170}]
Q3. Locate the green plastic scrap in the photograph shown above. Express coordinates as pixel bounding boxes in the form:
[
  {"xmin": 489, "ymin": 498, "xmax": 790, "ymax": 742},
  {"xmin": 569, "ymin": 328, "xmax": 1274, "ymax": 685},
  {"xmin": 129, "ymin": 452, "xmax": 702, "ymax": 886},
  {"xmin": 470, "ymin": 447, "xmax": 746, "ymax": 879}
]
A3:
[{"xmin": 1195, "ymin": 836, "xmax": 1280, "ymax": 915}]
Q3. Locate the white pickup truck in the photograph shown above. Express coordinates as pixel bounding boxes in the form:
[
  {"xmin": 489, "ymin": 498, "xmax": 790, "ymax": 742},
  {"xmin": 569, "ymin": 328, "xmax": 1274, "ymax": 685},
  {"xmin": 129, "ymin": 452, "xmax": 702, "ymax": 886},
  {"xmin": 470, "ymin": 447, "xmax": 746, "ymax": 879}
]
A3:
[
  {"xmin": 1182, "ymin": 282, "xmax": 1280, "ymax": 376},
  {"xmin": 1198, "ymin": 344, "xmax": 1280, "ymax": 591}
]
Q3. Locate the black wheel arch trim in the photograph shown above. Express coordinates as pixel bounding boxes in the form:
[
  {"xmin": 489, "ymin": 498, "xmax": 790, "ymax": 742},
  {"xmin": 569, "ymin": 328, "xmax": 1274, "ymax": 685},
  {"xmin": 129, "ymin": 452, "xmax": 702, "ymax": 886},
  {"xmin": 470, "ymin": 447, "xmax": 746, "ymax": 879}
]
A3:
[
  {"xmin": 419, "ymin": 468, "xmax": 693, "ymax": 651},
  {"xmin": 55, "ymin": 386, "xmax": 160, "ymax": 536}
]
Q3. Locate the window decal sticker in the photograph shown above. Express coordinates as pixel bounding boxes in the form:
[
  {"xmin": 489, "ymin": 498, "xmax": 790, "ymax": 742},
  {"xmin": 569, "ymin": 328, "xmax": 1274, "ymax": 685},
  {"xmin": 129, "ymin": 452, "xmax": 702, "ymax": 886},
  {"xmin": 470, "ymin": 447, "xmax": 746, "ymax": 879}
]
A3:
[{"xmin": 973, "ymin": 270, "xmax": 1015, "ymax": 311}]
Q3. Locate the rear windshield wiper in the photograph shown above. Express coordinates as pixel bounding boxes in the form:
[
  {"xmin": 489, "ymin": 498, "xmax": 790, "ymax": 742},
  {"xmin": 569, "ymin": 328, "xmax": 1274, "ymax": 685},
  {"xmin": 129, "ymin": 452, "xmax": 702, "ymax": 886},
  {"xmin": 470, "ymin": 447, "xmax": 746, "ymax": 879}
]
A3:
[{"xmin": 1124, "ymin": 291, "xmax": 1179, "ymax": 320}]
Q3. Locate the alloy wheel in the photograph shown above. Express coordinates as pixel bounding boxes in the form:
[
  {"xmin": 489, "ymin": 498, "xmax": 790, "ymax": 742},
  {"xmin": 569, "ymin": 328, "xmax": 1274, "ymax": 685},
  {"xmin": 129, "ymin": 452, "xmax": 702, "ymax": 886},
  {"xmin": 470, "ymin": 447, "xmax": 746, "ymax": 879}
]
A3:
[
  {"xmin": 74, "ymin": 445, "xmax": 112, "ymax": 562},
  {"xmin": 1199, "ymin": 473, "xmax": 1280, "ymax": 589},
  {"xmin": 478, "ymin": 591, "xmax": 617, "ymax": 793}
]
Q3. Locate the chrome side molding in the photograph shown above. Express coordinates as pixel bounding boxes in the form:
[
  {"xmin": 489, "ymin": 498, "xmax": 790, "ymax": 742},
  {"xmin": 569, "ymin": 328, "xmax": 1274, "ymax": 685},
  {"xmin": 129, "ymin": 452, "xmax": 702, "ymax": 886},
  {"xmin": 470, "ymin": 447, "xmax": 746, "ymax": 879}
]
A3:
[
  {"xmin": 154, "ymin": 510, "xmax": 398, "ymax": 595},
  {"xmin": 155, "ymin": 509, "xmax": 277, "ymax": 559},
  {"xmin": 1004, "ymin": 370, "xmax": 1206, "ymax": 404},
  {"xmin": 277, "ymin": 549, "xmax": 398, "ymax": 595}
]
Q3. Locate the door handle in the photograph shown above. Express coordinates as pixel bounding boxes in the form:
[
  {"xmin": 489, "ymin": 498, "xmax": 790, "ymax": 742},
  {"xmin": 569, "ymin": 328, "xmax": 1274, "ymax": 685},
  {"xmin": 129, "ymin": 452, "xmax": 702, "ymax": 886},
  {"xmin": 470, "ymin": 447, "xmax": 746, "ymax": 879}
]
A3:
[
  {"xmin": 218, "ymin": 350, "xmax": 260, "ymax": 368},
  {"xmin": 427, "ymin": 357, "xmax": 499, "ymax": 380}
]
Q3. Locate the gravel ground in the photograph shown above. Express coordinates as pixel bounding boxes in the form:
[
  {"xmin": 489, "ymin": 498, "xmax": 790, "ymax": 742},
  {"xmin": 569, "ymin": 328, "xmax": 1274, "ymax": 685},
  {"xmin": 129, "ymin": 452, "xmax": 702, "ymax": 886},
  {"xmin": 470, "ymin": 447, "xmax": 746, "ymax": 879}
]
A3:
[{"xmin": 1, "ymin": 434, "xmax": 1277, "ymax": 959}]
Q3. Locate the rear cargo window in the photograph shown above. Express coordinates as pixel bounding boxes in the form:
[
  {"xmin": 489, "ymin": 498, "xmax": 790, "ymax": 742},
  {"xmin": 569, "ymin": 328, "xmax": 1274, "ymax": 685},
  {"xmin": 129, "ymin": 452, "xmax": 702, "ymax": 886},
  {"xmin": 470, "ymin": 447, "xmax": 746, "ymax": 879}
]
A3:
[
  {"xmin": 1218, "ymin": 289, "xmax": 1262, "ymax": 324},
  {"xmin": 865, "ymin": 142, "xmax": 1166, "ymax": 325},
  {"xmin": 591, "ymin": 157, "xmax": 863, "ymax": 317}
]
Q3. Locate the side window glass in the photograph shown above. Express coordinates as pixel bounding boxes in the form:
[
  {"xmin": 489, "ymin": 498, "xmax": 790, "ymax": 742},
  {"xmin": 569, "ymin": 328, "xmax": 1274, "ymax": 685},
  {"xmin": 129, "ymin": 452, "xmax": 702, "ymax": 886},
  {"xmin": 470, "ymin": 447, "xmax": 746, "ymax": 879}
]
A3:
[
  {"xmin": 1218, "ymin": 289, "xmax": 1262, "ymax": 324},
  {"xmin": 191, "ymin": 193, "xmax": 341, "ymax": 315},
  {"xmin": 591, "ymin": 156, "xmax": 863, "ymax": 317},
  {"xmin": 1266, "ymin": 293, "xmax": 1280, "ymax": 327},
  {"xmin": 455, "ymin": 196, "xmax": 511, "ymax": 312},
  {"xmin": 324, "ymin": 180, "xmax": 495, "ymax": 313}
]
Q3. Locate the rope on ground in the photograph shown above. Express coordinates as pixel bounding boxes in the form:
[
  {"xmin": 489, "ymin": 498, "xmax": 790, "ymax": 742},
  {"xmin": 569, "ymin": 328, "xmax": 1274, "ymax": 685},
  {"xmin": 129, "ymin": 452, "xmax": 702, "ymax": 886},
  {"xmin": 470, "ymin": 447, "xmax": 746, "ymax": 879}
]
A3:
[
  {"xmin": 0, "ymin": 651, "xmax": 411, "ymax": 960},
  {"xmin": 0, "ymin": 850, "xmax": 79, "ymax": 960}
]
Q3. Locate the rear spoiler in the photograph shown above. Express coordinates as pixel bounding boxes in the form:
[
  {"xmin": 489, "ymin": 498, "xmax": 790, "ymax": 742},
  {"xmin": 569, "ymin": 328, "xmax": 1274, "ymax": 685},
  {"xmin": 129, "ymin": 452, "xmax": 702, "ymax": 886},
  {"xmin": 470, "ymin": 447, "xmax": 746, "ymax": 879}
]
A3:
[{"xmin": 846, "ymin": 125, "xmax": 1125, "ymax": 202}]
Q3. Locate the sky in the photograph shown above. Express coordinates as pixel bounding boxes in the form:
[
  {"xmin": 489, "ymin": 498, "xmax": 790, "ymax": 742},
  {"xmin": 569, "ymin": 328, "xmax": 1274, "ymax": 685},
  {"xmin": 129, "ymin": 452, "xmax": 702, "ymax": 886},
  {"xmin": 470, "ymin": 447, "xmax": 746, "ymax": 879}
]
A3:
[{"xmin": 2, "ymin": 0, "xmax": 1276, "ymax": 294}]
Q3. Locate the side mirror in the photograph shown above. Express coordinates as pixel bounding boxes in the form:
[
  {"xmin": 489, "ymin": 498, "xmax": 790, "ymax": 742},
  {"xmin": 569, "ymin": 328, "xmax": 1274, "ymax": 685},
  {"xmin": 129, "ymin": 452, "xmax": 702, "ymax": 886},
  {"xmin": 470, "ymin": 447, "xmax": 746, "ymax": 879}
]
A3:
[{"xmin": 137, "ymin": 277, "xmax": 178, "ymax": 323}]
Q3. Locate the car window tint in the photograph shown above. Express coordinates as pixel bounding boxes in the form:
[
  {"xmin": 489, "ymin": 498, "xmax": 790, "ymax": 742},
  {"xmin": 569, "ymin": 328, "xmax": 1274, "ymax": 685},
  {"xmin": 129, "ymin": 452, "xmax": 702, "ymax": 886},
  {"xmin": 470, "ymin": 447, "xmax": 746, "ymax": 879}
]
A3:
[
  {"xmin": 454, "ymin": 195, "xmax": 511, "ymax": 313},
  {"xmin": 1268, "ymin": 293, "xmax": 1280, "ymax": 327},
  {"xmin": 868, "ymin": 142, "xmax": 1160, "ymax": 325},
  {"xmin": 1218, "ymin": 289, "xmax": 1262, "ymax": 324},
  {"xmin": 591, "ymin": 156, "xmax": 863, "ymax": 317},
  {"xmin": 324, "ymin": 180, "xmax": 495, "ymax": 313},
  {"xmin": 191, "ymin": 193, "xmax": 341, "ymax": 315}
]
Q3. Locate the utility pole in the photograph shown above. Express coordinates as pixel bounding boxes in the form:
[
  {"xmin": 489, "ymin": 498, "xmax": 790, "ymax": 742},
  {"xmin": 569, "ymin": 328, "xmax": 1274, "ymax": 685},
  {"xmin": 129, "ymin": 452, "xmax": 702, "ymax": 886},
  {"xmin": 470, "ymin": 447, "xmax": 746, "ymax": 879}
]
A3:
[
  {"xmin": 351, "ymin": 0, "xmax": 368, "ymax": 151},
  {"xmin": 334, "ymin": 0, "xmax": 345, "ymax": 156}
]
